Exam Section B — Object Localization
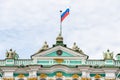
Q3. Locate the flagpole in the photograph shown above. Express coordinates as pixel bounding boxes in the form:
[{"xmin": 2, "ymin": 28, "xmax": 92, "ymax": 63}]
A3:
[{"xmin": 60, "ymin": 10, "xmax": 62, "ymax": 35}]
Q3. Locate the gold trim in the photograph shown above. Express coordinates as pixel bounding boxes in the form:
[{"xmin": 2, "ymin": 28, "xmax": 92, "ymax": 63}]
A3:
[
  {"xmin": 18, "ymin": 74, "xmax": 25, "ymax": 78},
  {"xmin": 3, "ymin": 78, "xmax": 14, "ymax": 80},
  {"xmin": 54, "ymin": 59, "xmax": 64, "ymax": 63},
  {"xmin": 40, "ymin": 73, "xmax": 47, "ymax": 78},
  {"xmin": 72, "ymin": 74, "xmax": 79, "ymax": 78},
  {"xmin": 28, "ymin": 77, "xmax": 37, "ymax": 80},
  {"xmin": 56, "ymin": 72, "xmax": 63, "ymax": 77},
  {"xmin": 94, "ymin": 74, "xmax": 101, "ymax": 78},
  {"xmin": 81, "ymin": 78, "xmax": 90, "ymax": 80}
]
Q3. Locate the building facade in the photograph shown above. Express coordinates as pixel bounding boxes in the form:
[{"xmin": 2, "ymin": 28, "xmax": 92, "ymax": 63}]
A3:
[{"xmin": 0, "ymin": 34, "xmax": 120, "ymax": 80}]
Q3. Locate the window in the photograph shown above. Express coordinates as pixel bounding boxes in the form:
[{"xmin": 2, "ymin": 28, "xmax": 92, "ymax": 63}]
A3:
[
  {"xmin": 95, "ymin": 79, "xmax": 100, "ymax": 80},
  {"xmin": 56, "ymin": 78, "xmax": 62, "ymax": 80},
  {"xmin": 18, "ymin": 79, "xmax": 24, "ymax": 80},
  {"xmin": 73, "ymin": 78, "xmax": 78, "ymax": 80},
  {"xmin": 40, "ymin": 78, "xmax": 46, "ymax": 80}
]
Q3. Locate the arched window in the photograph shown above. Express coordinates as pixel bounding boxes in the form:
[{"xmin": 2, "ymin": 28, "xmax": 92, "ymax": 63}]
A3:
[
  {"xmin": 95, "ymin": 79, "xmax": 100, "ymax": 80},
  {"xmin": 73, "ymin": 78, "xmax": 78, "ymax": 80},
  {"xmin": 56, "ymin": 78, "xmax": 62, "ymax": 80},
  {"xmin": 40, "ymin": 78, "xmax": 46, "ymax": 80},
  {"xmin": 18, "ymin": 79, "xmax": 24, "ymax": 80}
]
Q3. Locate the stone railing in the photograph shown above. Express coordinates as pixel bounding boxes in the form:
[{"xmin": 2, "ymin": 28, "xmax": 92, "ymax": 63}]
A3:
[
  {"xmin": 86, "ymin": 60, "xmax": 104, "ymax": 66},
  {"xmin": 115, "ymin": 60, "xmax": 120, "ymax": 66},
  {"xmin": 14, "ymin": 59, "xmax": 32, "ymax": 66},
  {"xmin": 0, "ymin": 60, "xmax": 5, "ymax": 66}
]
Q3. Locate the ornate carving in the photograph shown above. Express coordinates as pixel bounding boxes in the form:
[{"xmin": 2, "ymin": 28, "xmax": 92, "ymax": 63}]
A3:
[
  {"xmin": 41, "ymin": 41, "xmax": 49, "ymax": 50},
  {"xmin": 37, "ymin": 41, "xmax": 49, "ymax": 53},
  {"xmin": 28, "ymin": 77, "xmax": 37, "ymax": 80},
  {"xmin": 72, "ymin": 42, "xmax": 79, "ymax": 51},
  {"xmin": 54, "ymin": 59, "xmax": 64, "ymax": 63},
  {"xmin": 56, "ymin": 50, "xmax": 62, "ymax": 56},
  {"xmin": 56, "ymin": 33, "xmax": 63, "ymax": 42},
  {"xmin": 103, "ymin": 49, "xmax": 113, "ymax": 60},
  {"xmin": 18, "ymin": 74, "xmax": 25, "ymax": 78},
  {"xmin": 3, "ymin": 78, "xmax": 14, "ymax": 80},
  {"xmin": 6, "ymin": 49, "xmax": 19, "ymax": 59},
  {"xmin": 56, "ymin": 72, "xmax": 62, "ymax": 77},
  {"xmin": 72, "ymin": 42, "xmax": 84, "ymax": 54},
  {"xmin": 72, "ymin": 74, "xmax": 79, "ymax": 78},
  {"xmin": 40, "ymin": 74, "xmax": 47, "ymax": 78},
  {"xmin": 94, "ymin": 74, "xmax": 101, "ymax": 79}
]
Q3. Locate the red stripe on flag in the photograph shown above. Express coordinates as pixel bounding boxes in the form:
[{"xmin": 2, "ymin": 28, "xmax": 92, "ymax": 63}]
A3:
[{"xmin": 61, "ymin": 12, "xmax": 69, "ymax": 22}]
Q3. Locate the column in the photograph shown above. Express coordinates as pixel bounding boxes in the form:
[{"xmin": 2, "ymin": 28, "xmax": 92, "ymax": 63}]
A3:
[
  {"xmin": 103, "ymin": 68, "xmax": 117, "ymax": 80},
  {"xmin": 28, "ymin": 65, "xmax": 40, "ymax": 80},
  {"xmin": 81, "ymin": 71, "xmax": 90, "ymax": 80},
  {"xmin": 78, "ymin": 66, "xmax": 90, "ymax": 80},
  {"xmin": 1, "ymin": 67, "xmax": 17, "ymax": 80},
  {"xmin": 86, "ymin": 72, "xmax": 90, "ymax": 80},
  {"xmin": 82, "ymin": 71, "xmax": 87, "ymax": 78}
]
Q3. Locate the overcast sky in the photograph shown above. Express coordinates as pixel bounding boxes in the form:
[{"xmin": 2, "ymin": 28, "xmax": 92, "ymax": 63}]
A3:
[{"xmin": 0, "ymin": 0, "xmax": 120, "ymax": 59}]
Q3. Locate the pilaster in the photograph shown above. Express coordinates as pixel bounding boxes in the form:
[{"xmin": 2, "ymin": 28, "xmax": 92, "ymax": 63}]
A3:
[
  {"xmin": 103, "ymin": 68, "xmax": 118, "ymax": 80},
  {"xmin": 28, "ymin": 65, "xmax": 40, "ymax": 78},
  {"xmin": 1, "ymin": 66, "xmax": 17, "ymax": 79},
  {"xmin": 78, "ymin": 66, "xmax": 90, "ymax": 79}
]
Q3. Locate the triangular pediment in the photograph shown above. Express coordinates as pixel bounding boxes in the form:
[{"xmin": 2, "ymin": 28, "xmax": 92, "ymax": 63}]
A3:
[
  {"xmin": 44, "ymin": 51, "xmax": 74, "ymax": 57},
  {"xmin": 31, "ymin": 46, "xmax": 88, "ymax": 60}
]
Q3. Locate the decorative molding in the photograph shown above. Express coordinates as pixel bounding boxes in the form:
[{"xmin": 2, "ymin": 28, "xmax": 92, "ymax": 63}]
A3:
[
  {"xmin": 32, "ymin": 46, "xmax": 87, "ymax": 60},
  {"xmin": 72, "ymin": 74, "xmax": 79, "ymax": 78},
  {"xmin": 54, "ymin": 59, "xmax": 64, "ymax": 63},
  {"xmin": 40, "ymin": 73, "xmax": 47, "ymax": 78},
  {"xmin": 56, "ymin": 72, "xmax": 63, "ymax": 77},
  {"xmin": 18, "ymin": 74, "xmax": 25, "ymax": 78}
]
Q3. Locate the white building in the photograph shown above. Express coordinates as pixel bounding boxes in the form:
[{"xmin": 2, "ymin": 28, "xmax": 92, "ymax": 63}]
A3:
[{"xmin": 0, "ymin": 34, "xmax": 120, "ymax": 80}]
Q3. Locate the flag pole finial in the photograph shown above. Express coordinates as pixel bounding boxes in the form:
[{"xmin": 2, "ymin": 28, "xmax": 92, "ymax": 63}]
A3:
[{"xmin": 60, "ymin": 10, "xmax": 62, "ymax": 12}]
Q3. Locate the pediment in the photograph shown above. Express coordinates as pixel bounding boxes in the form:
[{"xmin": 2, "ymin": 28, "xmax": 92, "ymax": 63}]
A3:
[
  {"xmin": 31, "ymin": 46, "xmax": 88, "ymax": 59},
  {"xmin": 44, "ymin": 51, "xmax": 74, "ymax": 57}
]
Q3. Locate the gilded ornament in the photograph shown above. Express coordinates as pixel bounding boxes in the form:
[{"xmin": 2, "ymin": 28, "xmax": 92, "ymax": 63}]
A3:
[
  {"xmin": 28, "ymin": 77, "xmax": 37, "ymax": 80},
  {"xmin": 103, "ymin": 49, "xmax": 113, "ymax": 60},
  {"xmin": 72, "ymin": 74, "xmax": 79, "ymax": 78},
  {"xmin": 18, "ymin": 74, "xmax": 25, "ymax": 78},
  {"xmin": 54, "ymin": 59, "xmax": 64, "ymax": 63},
  {"xmin": 94, "ymin": 74, "xmax": 101, "ymax": 79},
  {"xmin": 56, "ymin": 72, "xmax": 63, "ymax": 77},
  {"xmin": 40, "ymin": 74, "xmax": 47, "ymax": 78}
]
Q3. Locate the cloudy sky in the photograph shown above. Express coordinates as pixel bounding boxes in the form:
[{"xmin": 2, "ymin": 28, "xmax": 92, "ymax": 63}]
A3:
[{"xmin": 0, "ymin": 0, "xmax": 120, "ymax": 59}]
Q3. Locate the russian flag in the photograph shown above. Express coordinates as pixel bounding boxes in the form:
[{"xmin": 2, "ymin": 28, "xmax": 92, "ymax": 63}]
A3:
[{"xmin": 61, "ymin": 8, "xmax": 70, "ymax": 22}]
